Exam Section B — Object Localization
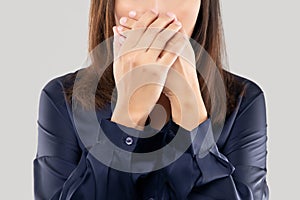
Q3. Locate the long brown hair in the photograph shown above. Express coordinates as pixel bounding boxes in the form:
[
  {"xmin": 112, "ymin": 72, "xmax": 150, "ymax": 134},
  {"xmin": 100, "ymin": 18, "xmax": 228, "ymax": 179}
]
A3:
[{"xmin": 63, "ymin": 0, "xmax": 246, "ymax": 128}]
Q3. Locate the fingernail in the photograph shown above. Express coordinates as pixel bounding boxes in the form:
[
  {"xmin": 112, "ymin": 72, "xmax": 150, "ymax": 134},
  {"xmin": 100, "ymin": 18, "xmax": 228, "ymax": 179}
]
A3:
[
  {"xmin": 129, "ymin": 10, "xmax": 136, "ymax": 18},
  {"xmin": 112, "ymin": 26, "xmax": 116, "ymax": 34},
  {"xmin": 166, "ymin": 12, "xmax": 176, "ymax": 19},
  {"xmin": 117, "ymin": 26, "xmax": 123, "ymax": 32},
  {"xmin": 120, "ymin": 17, "xmax": 127, "ymax": 25}
]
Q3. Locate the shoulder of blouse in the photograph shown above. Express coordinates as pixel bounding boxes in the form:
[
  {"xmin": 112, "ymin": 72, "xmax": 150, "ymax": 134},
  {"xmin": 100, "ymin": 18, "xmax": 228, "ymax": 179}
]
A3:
[
  {"xmin": 223, "ymin": 70, "xmax": 266, "ymax": 115},
  {"xmin": 228, "ymin": 70, "xmax": 265, "ymax": 98},
  {"xmin": 38, "ymin": 68, "xmax": 82, "ymax": 148}
]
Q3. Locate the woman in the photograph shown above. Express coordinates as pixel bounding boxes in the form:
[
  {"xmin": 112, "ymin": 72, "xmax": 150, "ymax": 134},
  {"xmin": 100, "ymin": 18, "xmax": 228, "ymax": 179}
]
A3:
[{"xmin": 33, "ymin": 0, "xmax": 269, "ymax": 199}]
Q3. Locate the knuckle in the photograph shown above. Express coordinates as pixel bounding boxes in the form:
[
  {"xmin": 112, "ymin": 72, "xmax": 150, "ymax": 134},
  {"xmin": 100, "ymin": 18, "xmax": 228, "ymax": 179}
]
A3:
[
  {"xmin": 133, "ymin": 21, "xmax": 146, "ymax": 29},
  {"xmin": 147, "ymin": 25, "xmax": 160, "ymax": 33},
  {"xmin": 162, "ymin": 14, "xmax": 173, "ymax": 21},
  {"xmin": 167, "ymin": 40, "xmax": 176, "ymax": 48},
  {"xmin": 170, "ymin": 23, "xmax": 181, "ymax": 31},
  {"xmin": 157, "ymin": 33, "xmax": 168, "ymax": 43}
]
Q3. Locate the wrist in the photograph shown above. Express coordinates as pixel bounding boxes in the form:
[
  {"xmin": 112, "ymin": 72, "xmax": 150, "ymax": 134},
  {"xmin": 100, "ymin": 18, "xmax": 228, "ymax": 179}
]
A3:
[
  {"xmin": 171, "ymin": 98, "xmax": 208, "ymax": 131},
  {"xmin": 111, "ymin": 108, "xmax": 148, "ymax": 131}
]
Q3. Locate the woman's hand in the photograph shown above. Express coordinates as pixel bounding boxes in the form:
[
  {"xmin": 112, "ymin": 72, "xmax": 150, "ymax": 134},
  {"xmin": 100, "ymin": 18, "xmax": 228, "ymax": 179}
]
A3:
[
  {"xmin": 114, "ymin": 10, "xmax": 208, "ymax": 131},
  {"xmin": 111, "ymin": 10, "xmax": 186, "ymax": 130}
]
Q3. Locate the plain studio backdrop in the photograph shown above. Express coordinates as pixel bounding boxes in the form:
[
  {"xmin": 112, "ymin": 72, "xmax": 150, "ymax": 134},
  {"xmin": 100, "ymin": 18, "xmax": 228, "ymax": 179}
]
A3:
[{"xmin": 0, "ymin": 1, "xmax": 298, "ymax": 199}]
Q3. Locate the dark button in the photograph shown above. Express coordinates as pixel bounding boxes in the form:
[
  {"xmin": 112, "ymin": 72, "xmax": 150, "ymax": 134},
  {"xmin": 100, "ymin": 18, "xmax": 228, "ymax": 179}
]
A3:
[{"xmin": 125, "ymin": 136, "xmax": 133, "ymax": 145}]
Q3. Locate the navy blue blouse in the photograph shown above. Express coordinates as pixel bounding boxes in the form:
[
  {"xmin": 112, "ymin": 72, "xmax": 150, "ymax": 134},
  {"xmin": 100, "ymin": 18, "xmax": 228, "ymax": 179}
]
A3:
[{"xmin": 33, "ymin": 69, "xmax": 269, "ymax": 200}]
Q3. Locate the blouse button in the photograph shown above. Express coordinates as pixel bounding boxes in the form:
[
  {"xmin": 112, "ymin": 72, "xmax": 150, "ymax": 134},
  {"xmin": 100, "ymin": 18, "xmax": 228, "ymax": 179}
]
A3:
[{"xmin": 125, "ymin": 136, "xmax": 133, "ymax": 146}]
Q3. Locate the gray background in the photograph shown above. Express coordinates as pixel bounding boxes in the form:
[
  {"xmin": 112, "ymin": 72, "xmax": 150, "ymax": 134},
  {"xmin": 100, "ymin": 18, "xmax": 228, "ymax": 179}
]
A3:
[{"xmin": 0, "ymin": 0, "xmax": 298, "ymax": 199}]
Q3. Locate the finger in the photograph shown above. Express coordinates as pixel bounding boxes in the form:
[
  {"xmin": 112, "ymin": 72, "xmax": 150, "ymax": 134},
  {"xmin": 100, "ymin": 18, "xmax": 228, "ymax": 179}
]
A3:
[
  {"xmin": 158, "ymin": 44, "xmax": 185, "ymax": 68},
  {"xmin": 173, "ymin": 25, "xmax": 197, "ymax": 70},
  {"xmin": 113, "ymin": 26, "xmax": 126, "ymax": 59},
  {"xmin": 114, "ymin": 26, "xmax": 127, "ymax": 47},
  {"xmin": 119, "ymin": 9, "xmax": 155, "ymax": 36},
  {"xmin": 157, "ymin": 28, "xmax": 187, "ymax": 67},
  {"xmin": 113, "ymin": 26, "xmax": 123, "ymax": 59},
  {"xmin": 158, "ymin": 24, "xmax": 183, "ymax": 60},
  {"xmin": 118, "ymin": 10, "xmax": 159, "ymax": 53},
  {"xmin": 128, "ymin": 10, "xmax": 137, "ymax": 19},
  {"xmin": 147, "ymin": 12, "xmax": 177, "ymax": 29},
  {"xmin": 119, "ymin": 16, "xmax": 137, "ymax": 30},
  {"xmin": 120, "ymin": 9, "xmax": 158, "ymax": 29},
  {"xmin": 131, "ymin": 9, "xmax": 159, "ymax": 30},
  {"xmin": 136, "ymin": 12, "xmax": 177, "ymax": 53},
  {"xmin": 116, "ymin": 10, "xmax": 139, "ymax": 32},
  {"xmin": 146, "ymin": 19, "xmax": 182, "ymax": 60},
  {"xmin": 113, "ymin": 26, "xmax": 119, "ymax": 46},
  {"xmin": 116, "ymin": 25, "xmax": 131, "ymax": 38},
  {"xmin": 118, "ymin": 10, "xmax": 156, "ymax": 36}
]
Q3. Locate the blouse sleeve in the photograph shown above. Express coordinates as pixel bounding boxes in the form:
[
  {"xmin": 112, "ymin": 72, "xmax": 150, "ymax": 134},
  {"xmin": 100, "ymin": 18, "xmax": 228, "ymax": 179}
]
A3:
[
  {"xmin": 177, "ymin": 87, "xmax": 269, "ymax": 200},
  {"xmin": 33, "ymin": 83, "xmax": 82, "ymax": 199}
]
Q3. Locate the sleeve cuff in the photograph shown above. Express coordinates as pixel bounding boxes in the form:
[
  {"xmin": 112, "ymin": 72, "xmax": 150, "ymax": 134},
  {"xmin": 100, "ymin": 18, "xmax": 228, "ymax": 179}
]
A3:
[
  {"xmin": 99, "ymin": 117, "xmax": 167, "ymax": 153},
  {"xmin": 168, "ymin": 115, "xmax": 214, "ymax": 157},
  {"xmin": 168, "ymin": 115, "xmax": 235, "ymax": 185},
  {"xmin": 194, "ymin": 144, "xmax": 235, "ymax": 186}
]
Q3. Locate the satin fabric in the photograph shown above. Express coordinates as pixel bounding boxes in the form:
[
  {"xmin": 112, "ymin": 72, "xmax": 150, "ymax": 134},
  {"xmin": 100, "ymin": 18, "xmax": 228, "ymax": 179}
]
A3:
[{"xmin": 33, "ymin": 69, "xmax": 269, "ymax": 200}]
